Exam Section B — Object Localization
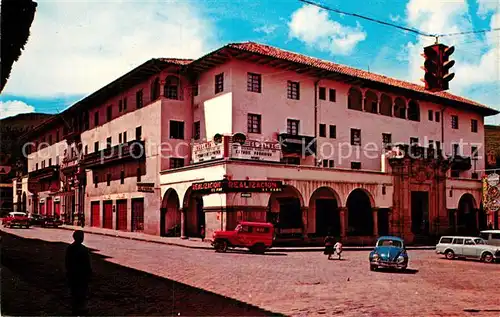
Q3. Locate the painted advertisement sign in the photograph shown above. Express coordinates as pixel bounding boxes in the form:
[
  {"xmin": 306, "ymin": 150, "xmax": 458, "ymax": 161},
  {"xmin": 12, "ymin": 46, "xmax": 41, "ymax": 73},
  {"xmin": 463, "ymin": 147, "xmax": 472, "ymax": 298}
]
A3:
[{"xmin": 230, "ymin": 140, "xmax": 281, "ymax": 162}]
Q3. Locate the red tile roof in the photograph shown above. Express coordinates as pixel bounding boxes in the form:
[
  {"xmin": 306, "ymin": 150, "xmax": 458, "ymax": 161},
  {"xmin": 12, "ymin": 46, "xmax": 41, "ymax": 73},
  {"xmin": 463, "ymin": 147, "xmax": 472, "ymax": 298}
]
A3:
[
  {"xmin": 157, "ymin": 58, "xmax": 193, "ymax": 65},
  {"xmin": 224, "ymin": 42, "xmax": 497, "ymax": 114}
]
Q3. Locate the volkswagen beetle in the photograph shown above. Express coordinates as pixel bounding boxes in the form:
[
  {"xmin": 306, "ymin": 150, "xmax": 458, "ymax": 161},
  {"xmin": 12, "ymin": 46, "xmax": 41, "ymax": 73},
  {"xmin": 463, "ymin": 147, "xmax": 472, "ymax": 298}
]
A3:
[{"xmin": 369, "ymin": 236, "xmax": 408, "ymax": 271}]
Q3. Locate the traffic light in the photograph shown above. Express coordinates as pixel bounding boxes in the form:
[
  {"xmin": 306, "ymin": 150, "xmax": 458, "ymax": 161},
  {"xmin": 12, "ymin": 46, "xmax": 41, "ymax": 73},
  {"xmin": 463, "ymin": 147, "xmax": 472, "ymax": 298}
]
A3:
[
  {"xmin": 421, "ymin": 43, "xmax": 455, "ymax": 92},
  {"xmin": 421, "ymin": 45, "xmax": 440, "ymax": 92}
]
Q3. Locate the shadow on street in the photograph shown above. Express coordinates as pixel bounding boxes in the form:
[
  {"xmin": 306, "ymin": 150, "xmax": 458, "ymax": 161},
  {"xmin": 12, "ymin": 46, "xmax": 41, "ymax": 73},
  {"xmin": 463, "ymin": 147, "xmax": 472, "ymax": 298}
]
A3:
[{"xmin": 1, "ymin": 231, "xmax": 282, "ymax": 316}]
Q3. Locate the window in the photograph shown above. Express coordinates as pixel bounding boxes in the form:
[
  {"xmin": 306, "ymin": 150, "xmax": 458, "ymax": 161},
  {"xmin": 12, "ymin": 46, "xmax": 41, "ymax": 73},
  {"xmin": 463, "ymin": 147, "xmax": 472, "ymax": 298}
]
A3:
[
  {"xmin": 492, "ymin": 233, "xmax": 500, "ymax": 239},
  {"xmin": 215, "ymin": 73, "xmax": 224, "ymax": 94},
  {"xmin": 408, "ymin": 100, "xmax": 420, "ymax": 121},
  {"xmin": 348, "ymin": 87, "xmax": 363, "ymax": 110},
  {"xmin": 436, "ymin": 141, "xmax": 441, "ymax": 151},
  {"xmin": 394, "ymin": 97, "xmax": 406, "ymax": 119},
  {"xmin": 428, "ymin": 110, "xmax": 433, "ymax": 121},
  {"xmin": 247, "ymin": 73, "xmax": 261, "ymax": 93},
  {"xmin": 135, "ymin": 126, "xmax": 142, "ymax": 141},
  {"xmin": 193, "ymin": 121, "xmax": 200, "ymax": 140},
  {"xmin": 136, "ymin": 90, "xmax": 143, "ymax": 109},
  {"xmin": 410, "ymin": 137, "xmax": 419, "ymax": 146},
  {"xmin": 123, "ymin": 131, "xmax": 127, "ymax": 143},
  {"xmin": 329, "ymin": 89, "xmax": 336, "ymax": 102},
  {"xmin": 41, "ymin": 160, "xmax": 45, "ymax": 168},
  {"xmin": 56, "ymin": 130, "xmax": 60, "ymax": 142},
  {"xmin": 281, "ymin": 157, "xmax": 300, "ymax": 165},
  {"xmin": 351, "ymin": 162, "xmax": 361, "ymax": 169},
  {"xmin": 36, "ymin": 163, "xmax": 38, "ymax": 170},
  {"xmin": 120, "ymin": 170, "xmax": 125, "ymax": 184},
  {"xmin": 439, "ymin": 237, "xmax": 452, "ymax": 244},
  {"xmin": 322, "ymin": 159, "xmax": 334, "ymax": 168},
  {"xmin": 48, "ymin": 158, "xmax": 52, "ymax": 166},
  {"xmin": 464, "ymin": 239, "xmax": 474, "ymax": 245},
  {"xmin": 451, "ymin": 115, "xmax": 459, "ymax": 129},
  {"xmin": 136, "ymin": 167, "xmax": 141, "ymax": 182},
  {"xmin": 329, "ymin": 125, "xmax": 336, "ymax": 139},
  {"xmin": 435, "ymin": 111, "xmax": 440, "ymax": 122},
  {"xmin": 452, "ymin": 238, "xmax": 464, "ymax": 245},
  {"xmin": 428, "ymin": 140, "xmax": 434, "ymax": 149},
  {"xmin": 164, "ymin": 76, "xmax": 179, "ymax": 100},
  {"xmin": 151, "ymin": 77, "xmax": 160, "ymax": 101},
  {"xmin": 364, "ymin": 90, "xmax": 378, "ymax": 113},
  {"xmin": 453, "ymin": 143, "xmax": 460, "ymax": 156},
  {"xmin": 94, "ymin": 111, "xmax": 99, "ymax": 126},
  {"xmin": 471, "ymin": 119, "xmax": 478, "ymax": 133},
  {"xmin": 119, "ymin": 100, "xmax": 123, "ymax": 112},
  {"xmin": 123, "ymin": 97, "xmax": 127, "ymax": 111},
  {"xmin": 169, "ymin": 121, "xmax": 184, "ymax": 139},
  {"xmin": 319, "ymin": 87, "xmax": 326, "ymax": 100},
  {"xmin": 319, "ymin": 124, "xmax": 326, "ymax": 137},
  {"xmin": 94, "ymin": 173, "xmax": 98, "ymax": 188},
  {"xmin": 351, "ymin": 129, "xmax": 361, "ymax": 146},
  {"xmin": 119, "ymin": 133, "xmax": 122, "ymax": 144},
  {"xmin": 170, "ymin": 158, "xmax": 184, "ymax": 168},
  {"xmin": 107, "ymin": 173, "xmax": 111, "ymax": 186},
  {"xmin": 382, "ymin": 133, "xmax": 392, "ymax": 146},
  {"xmin": 107, "ymin": 106, "xmax": 112, "ymax": 121},
  {"xmin": 471, "ymin": 146, "xmax": 478, "ymax": 160},
  {"xmin": 94, "ymin": 141, "xmax": 99, "ymax": 152},
  {"xmin": 287, "ymin": 81, "xmax": 300, "ymax": 100},
  {"xmin": 287, "ymin": 119, "xmax": 299, "ymax": 135},
  {"xmin": 48, "ymin": 134, "xmax": 52, "ymax": 145},
  {"xmin": 106, "ymin": 137, "xmax": 112, "ymax": 148},
  {"xmin": 83, "ymin": 112, "xmax": 90, "ymax": 130},
  {"xmin": 247, "ymin": 114, "xmax": 261, "ymax": 134}
]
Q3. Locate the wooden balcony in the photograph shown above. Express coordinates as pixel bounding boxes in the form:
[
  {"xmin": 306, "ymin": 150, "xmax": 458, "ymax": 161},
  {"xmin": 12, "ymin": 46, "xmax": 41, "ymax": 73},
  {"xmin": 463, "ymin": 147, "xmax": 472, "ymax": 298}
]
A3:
[
  {"xmin": 82, "ymin": 140, "xmax": 145, "ymax": 168},
  {"xmin": 28, "ymin": 165, "xmax": 59, "ymax": 180}
]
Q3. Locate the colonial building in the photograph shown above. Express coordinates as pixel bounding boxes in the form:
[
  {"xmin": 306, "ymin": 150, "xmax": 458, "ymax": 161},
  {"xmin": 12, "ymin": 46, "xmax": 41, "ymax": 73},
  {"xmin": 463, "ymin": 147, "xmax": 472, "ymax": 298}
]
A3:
[{"xmin": 15, "ymin": 42, "xmax": 499, "ymax": 244}]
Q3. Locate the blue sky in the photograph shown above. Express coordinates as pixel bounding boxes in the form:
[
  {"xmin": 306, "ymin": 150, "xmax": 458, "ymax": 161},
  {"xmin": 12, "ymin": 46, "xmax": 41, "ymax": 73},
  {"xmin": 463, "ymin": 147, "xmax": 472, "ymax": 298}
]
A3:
[{"xmin": 1, "ymin": 0, "xmax": 499, "ymax": 123}]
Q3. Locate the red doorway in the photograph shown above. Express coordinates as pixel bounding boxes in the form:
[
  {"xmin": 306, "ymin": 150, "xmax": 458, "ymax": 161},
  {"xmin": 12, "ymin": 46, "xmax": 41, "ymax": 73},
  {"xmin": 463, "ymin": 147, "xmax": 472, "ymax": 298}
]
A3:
[
  {"xmin": 131, "ymin": 198, "xmax": 144, "ymax": 232},
  {"xmin": 103, "ymin": 201, "xmax": 113, "ymax": 229},
  {"xmin": 116, "ymin": 200, "xmax": 127, "ymax": 231},
  {"xmin": 46, "ymin": 198, "xmax": 53, "ymax": 216},
  {"xmin": 54, "ymin": 202, "xmax": 61, "ymax": 218},
  {"xmin": 40, "ymin": 202, "xmax": 46, "ymax": 215},
  {"xmin": 91, "ymin": 201, "xmax": 100, "ymax": 227}
]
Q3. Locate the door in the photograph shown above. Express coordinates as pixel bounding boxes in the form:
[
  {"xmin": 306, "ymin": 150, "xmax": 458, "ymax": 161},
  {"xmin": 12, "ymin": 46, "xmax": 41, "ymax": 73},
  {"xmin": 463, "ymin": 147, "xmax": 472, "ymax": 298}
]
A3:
[
  {"xmin": 411, "ymin": 191, "xmax": 429, "ymax": 234},
  {"xmin": 463, "ymin": 238, "xmax": 479, "ymax": 258},
  {"xmin": 40, "ymin": 203, "xmax": 46, "ymax": 215},
  {"xmin": 116, "ymin": 200, "xmax": 127, "ymax": 231},
  {"xmin": 46, "ymin": 198, "xmax": 53, "ymax": 216},
  {"xmin": 451, "ymin": 237, "xmax": 464, "ymax": 256},
  {"xmin": 54, "ymin": 202, "xmax": 61, "ymax": 218},
  {"xmin": 91, "ymin": 201, "xmax": 100, "ymax": 227},
  {"xmin": 131, "ymin": 198, "xmax": 144, "ymax": 232},
  {"xmin": 315, "ymin": 199, "xmax": 340, "ymax": 236},
  {"xmin": 103, "ymin": 201, "xmax": 113, "ymax": 229}
]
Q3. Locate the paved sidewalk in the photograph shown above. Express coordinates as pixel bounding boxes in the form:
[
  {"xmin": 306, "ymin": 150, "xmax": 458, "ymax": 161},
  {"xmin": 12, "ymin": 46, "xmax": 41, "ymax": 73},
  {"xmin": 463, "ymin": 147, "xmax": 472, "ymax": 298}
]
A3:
[{"xmin": 59, "ymin": 225, "xmax": 436, "ymax": 252}]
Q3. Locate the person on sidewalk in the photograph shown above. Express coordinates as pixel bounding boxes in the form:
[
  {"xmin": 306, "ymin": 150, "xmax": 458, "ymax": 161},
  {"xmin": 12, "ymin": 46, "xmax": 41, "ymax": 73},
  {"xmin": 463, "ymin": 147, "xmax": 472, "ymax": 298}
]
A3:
[
  {"xmin": 65, "ymin": 230, "xmax": 92, "ymax": 316},
  {"xmin": 334, "ymin": 240, "xmax": 343, "ymax": 260},
  {"xmin": 324, "ymin": 231, "xmax": 335, "ymax": 260},
  {"xmin": 200, "ymin": 225, "xmax": 206, "ymax": 242}
]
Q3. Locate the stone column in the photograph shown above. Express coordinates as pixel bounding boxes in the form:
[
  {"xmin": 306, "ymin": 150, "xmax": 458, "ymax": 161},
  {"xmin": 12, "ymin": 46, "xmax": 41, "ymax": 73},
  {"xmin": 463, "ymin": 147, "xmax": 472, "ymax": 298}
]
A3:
[
  {"xmin": 339, "ymin": 207, "xmax": 347, "ymax": 238},
  {"xmin": 180, "ymin": 208, "xmax": 187, "ymax": 239},
  {"xmin": 372, "ymin": 207, "xmax": 379, "ymax": 237}
]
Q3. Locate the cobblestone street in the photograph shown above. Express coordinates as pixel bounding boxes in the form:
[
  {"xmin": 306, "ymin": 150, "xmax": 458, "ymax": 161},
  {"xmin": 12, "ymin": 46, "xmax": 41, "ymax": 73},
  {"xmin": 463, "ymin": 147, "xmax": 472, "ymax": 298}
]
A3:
[{"xmin": 2, "ymin": 227, "xmax": 499, "ymax": 317}]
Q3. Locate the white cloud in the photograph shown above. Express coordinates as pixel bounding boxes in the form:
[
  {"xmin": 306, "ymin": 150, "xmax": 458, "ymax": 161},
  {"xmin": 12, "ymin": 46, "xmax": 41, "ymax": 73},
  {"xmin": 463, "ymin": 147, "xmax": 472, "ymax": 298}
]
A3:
[
  {"xmin": 254, "ymin": 24, "xmax": 278, "ymax": 35},
  {"xmin": 288, "ymin": 5, "xmax": 366, "ymax": 55},
  {"xmin": 2, "ymin": 0, "xmax": 217, "ymax": 97},
  {"xmin": 477, "ymin": 0, "xmax": 499, "ymax": 17},
  {"xmin": 0, "ymin": 100, "xmax": 35, "ymax": 119},
  {"xmin": 404, "ymin": 0, "xmax": 500, "ymax": 96}
]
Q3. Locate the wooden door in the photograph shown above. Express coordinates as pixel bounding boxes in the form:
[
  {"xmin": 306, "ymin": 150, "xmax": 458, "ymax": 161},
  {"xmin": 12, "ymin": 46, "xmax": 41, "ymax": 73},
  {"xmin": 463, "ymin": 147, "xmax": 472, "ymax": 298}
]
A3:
[
  {"xmin": 91, "ymin": 201, "xmax": 100, "ymax": 227},
  {"xmin": 131, "ymin": 198, "xmax": 144, "ymax": 232},
  {"xmin": 116, "ymin": 200, "xmax": 127, "ymax": 231},
  {"xmin": 103, "ymin": 201, "xmax": 113, "ymax": 229},
  {"xmin": 40, "ymin": 203, "xmax": 46, "ymax": 215},
  {"xmin": 54, "ymin": 202, "xmax": 61, "ymax": 218}
]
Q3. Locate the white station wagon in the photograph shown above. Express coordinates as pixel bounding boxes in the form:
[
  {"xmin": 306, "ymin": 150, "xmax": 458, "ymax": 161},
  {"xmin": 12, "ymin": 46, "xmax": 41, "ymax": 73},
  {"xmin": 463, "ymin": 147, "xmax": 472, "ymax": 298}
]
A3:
[{"xmin": 436, "ymin": 236, "xmax": 500, "ymax": 263}]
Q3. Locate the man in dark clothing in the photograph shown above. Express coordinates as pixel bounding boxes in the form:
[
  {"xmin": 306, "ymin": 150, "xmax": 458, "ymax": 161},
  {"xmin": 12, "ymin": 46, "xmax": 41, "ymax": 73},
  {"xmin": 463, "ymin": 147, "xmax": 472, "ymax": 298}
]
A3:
[{"xmin": 65, "ymin": 230, "xmax": 92, "ymax": 315}]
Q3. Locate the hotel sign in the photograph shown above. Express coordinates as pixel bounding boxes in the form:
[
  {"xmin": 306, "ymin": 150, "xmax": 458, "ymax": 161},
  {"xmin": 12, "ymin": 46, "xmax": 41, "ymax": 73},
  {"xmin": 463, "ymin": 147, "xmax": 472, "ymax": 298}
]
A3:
[
  {"xmin": 230, "ymin": 140, "xmax": 281, "ymax": 162},
  {"xmin": 137, "ymin": 182, "xmax": 155, "ymax": 193},
  {"xmin": 192, "ymin": 180, "xmax": 283, "ymax": 194},
  {"xmin": 192, "ymin": 140, "xmax": 225, "ymax": 163}
]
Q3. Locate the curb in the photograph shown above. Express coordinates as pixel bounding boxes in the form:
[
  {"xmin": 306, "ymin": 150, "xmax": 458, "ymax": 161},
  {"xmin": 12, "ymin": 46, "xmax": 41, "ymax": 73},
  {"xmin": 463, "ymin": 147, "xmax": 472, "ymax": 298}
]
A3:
[{"xmin": 59, "ymin": 226, "xmax": 436, "ymax": 252}]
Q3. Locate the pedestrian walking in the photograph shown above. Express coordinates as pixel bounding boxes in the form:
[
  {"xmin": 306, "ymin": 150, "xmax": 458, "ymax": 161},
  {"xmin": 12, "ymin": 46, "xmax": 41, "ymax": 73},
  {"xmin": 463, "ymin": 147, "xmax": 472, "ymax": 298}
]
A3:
[
  {"xmin": 65, "ymin": 230, "xmax": 92, "ymax": 316},
  {"xmin": 324, "ymin": 231, "xmax": 335, "ymax": 260},
  {"xmin": 200, "ymin": 225, "xmax": 205, "ymax": 242},
  {"xmin": 334, "ymin": 240, "xmax": 343, "ymax": 260}
]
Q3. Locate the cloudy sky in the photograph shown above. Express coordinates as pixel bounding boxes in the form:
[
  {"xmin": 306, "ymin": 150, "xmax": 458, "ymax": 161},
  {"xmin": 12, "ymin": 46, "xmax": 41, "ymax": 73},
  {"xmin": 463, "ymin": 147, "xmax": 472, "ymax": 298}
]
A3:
[{"xmin": 1, "ymin": 0, "xmax": 499, "ymax": 123}]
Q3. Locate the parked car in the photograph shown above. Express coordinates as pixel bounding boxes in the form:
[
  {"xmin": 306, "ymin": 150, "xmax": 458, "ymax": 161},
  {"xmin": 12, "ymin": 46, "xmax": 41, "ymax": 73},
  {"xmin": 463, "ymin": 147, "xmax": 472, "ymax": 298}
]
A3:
[
  {"xmin": 41, "ymin": 216, "xmax": 63, "ymax": 228},
  {"xmin": 212, "ymin": 221, "xmax": 274, "ymax": 254},
  {"xmin": 479, "ymin": 230, "xmax": 500, "ymax": 247},
  {"xmin": 369, "ymin": 236, "xmax": 408, "ymax": 271},
  {"xmin": 436, "ymin": 236, "xmax": 500, "ymax": 263},
  {"xmin": 29, "ymin": 214, "xmax": 45, "ymax": 226},
  {"xmin": 1, "ymin": 212, "xmax": 31, "ymax": 229}
]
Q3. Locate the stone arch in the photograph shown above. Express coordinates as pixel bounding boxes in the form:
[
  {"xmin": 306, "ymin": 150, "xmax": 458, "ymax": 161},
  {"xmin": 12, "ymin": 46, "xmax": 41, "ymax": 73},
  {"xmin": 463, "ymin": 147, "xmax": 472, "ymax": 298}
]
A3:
[
  {"xmin": 407, "ymin": 100, "xmax": 420, "ymax": 121},
  {"xmin": 164, "ymin": 75, "xmax": 180, "ymax": 100},
  {"xmin": 346, "ymin": 188, "xmax": 374, "ymax": 236},
  {"xmin": 394, "ymin": 97, "xmax": 406, "ymax": 119},
  {"xmin": 151, "ymin": 77, "xmax": 160, "ymax": 101},
  {"xmin": 379, "ymin": 93, "xmax": 392, "ymax": 116},
  {"xmin": 364, "ymin": 90, "xmax": 378, "ymax": 114},
  {"xmin": 268, "ymin": 185, "xmax": 305, "ymax": 237},
  {"xmin": 182, "ymin": 186, "xmax": 205, "ymax": 237},
  {"xmin": 160, "ymin": 188, "xmax": 181, "ymax": 237},
  {"xmin": 457, "ymin": 193, "xmax": 477, "ymax": 235},
  {"xmin": 308, "ymin": 187, "xmax": 341, "ymax": 237},
  {"xmin": 347, "ymin": 87, "xmax": 363, "ymax": 111}
]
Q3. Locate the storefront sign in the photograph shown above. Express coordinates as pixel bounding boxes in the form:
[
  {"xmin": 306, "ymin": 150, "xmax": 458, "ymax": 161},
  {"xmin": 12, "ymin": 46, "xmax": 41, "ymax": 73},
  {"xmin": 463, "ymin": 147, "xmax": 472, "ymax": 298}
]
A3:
[
  {"xmin": 192, "ymin": 180, "xmax": 283, "ymax": 194},
  {"xmin": 241, "ymin": 193, "xmax": 252, "ymax": 198},
  {"xmin": 192, "ymin": 140, "xmax": 225, "ymax": 163},
  {"xmin": 137, "ymin": 182, "xmax": 155, "ymax": 193},
  {"xmin": 487, "ymin": 173, "xmax": 499, "ymax": 187},
  {"xmin": 230, "ymin": 140, "xmax": 281, "ymax": 162}
]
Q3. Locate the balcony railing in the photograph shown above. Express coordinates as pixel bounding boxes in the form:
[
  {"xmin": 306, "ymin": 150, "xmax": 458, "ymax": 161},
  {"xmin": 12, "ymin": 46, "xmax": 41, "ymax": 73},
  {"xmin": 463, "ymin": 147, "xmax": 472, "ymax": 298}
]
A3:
[
  {"xmin": 28, "ymin": 165, "xmax": 59, "ymax": 180},
  {"xmin": 450, "ymin": 155, "xmax": 472, "ymax": 171},
  {"xmin": 82, "ymin": 140, "xmax": 145, "ymax": 168}
]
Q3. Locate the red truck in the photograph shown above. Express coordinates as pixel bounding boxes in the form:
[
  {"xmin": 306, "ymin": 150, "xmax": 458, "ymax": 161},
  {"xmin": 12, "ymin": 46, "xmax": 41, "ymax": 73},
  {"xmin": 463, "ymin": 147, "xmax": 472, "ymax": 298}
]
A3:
[
  {"xmin": 212, "ymin": 221, "xmax": 274, "ymax": 254},
  {"xmin": 2, "ymin": 212, "xmax": 31, "ymax": 229}
]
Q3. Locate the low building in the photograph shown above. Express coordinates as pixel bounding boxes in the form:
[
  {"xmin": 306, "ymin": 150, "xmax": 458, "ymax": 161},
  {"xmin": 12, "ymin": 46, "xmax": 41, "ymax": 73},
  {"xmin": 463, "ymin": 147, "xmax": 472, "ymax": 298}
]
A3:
[{"xmin": 17, "ymin": 42, "xmax": 499, "ymax": 244}]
